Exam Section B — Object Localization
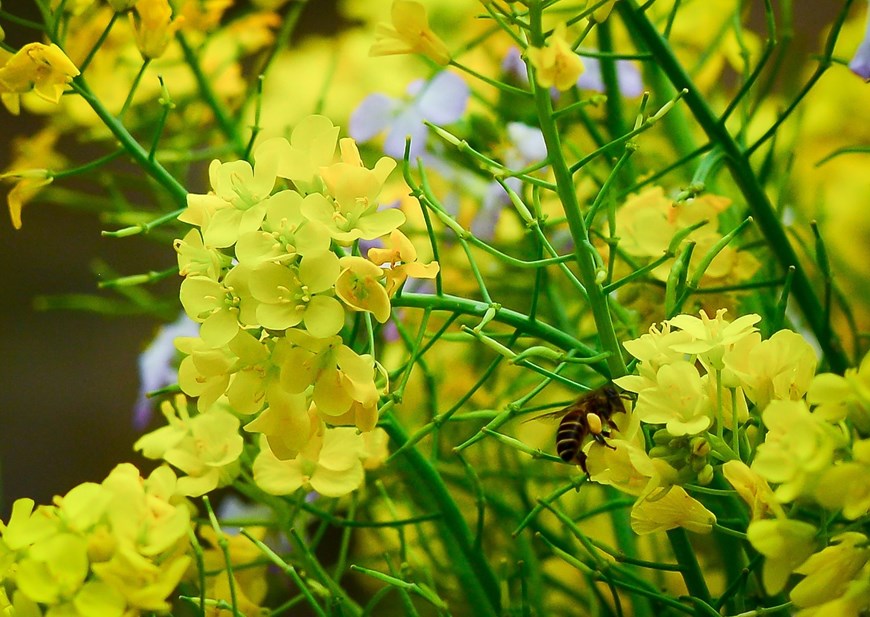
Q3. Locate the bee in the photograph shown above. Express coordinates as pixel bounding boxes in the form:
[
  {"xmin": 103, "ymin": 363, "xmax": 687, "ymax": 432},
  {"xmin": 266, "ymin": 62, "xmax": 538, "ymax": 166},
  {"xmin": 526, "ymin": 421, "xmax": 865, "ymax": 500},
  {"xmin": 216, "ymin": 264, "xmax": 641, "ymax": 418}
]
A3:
[{"xmin": 530, "ymin": 385, "xmax": 626, "ymax": 474}]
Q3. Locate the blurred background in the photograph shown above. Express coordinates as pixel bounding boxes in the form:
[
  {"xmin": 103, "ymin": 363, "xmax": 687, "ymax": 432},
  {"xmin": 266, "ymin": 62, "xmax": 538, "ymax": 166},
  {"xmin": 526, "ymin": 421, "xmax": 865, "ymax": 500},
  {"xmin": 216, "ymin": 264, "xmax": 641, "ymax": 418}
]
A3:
[{"xmin": 0, "ymin": 1, "xmax": 850, "ymax": 517}]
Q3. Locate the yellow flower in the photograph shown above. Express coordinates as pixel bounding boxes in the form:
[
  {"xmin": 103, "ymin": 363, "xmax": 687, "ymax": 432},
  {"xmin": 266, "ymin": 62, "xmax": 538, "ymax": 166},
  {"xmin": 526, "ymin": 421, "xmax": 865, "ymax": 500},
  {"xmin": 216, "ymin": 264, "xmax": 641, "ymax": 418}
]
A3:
[
  {"xmin": 335, "ymin": 255, "xmax": 392, "ymax": 323},
  {"xmin": 255, "ymin": 114, "xmax": 340, "ymax": 193},
  {"xmin": 370, "ymin": 0, "xmax": 450, "ymax": 66},
  {"xmin": 253, "ymin": 429, "xmax": 366, "ymax": 498},
  {"xmin": 199, "ymin": 526, "xmax": 269, "ymax": 617},
  {"xmin": 634, "ymin": 360, "xmax": 714, "ymax": 436},
  {"xmin": 747, "ymin": 518, "xmax": 817, "ymax": 595},
  {"xmin": 721, "ymin": 460, "xmax": 783, "ymax": 520},
  {"xmin": 244, "ymin": 388, "xmax": 316, "ymax": 460},
  {"xmin": 752, "ymin": 400, "xmax": 845, "ymax": 503},
  {"xmin": 0, "ymin": 43, "xmax": 79, "ymax": 115},
  {"xmin": 792, "ymin": 533, "xmax": 870, "ymax": 610},
  {"xmin": 807, "ymin": 350, "xmax": 870, "ymax": 433},
  {"xmin": 630, "ymin": 486, "xmax": 716, "ymax": 535},
  {"xmin": 813, "ymin": 440, "xmax": 870, "ymax": 520},
  {"xmin": 130, "ymin": 0, "xmax": 184, "ymax": 59},
  {"xmin": 615, "ymin": 320, "xmax": 694, "ymax": 390},
  {"xmin": 526, "ymin": 24, "xmax": 584, "ymax": 91},
  {"xmin": 667, "ymin": 308, "xmax": 761, "ymax": 371},
  {"xmin": 1, "ymin": 169, "xmax": 51, "ymax": 230},
  {"xmin": 367, "ymin": 229, "xmax": 440, "ymax": 296}
]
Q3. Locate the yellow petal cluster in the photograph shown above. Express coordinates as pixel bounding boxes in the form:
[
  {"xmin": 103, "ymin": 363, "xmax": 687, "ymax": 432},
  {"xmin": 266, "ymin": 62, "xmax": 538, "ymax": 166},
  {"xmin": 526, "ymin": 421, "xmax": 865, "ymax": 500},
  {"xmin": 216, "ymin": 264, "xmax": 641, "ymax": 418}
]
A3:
[
  {"xmin": 526, "ymin": 24, "xmax": 584, "ymax": 91},
  {"xmin": 369, "ymin": 0, "xmax": 450, "ymax": 66},
  {"xmin": 0, "ymin": 43, "xmax": 79, "ymax": 115}
]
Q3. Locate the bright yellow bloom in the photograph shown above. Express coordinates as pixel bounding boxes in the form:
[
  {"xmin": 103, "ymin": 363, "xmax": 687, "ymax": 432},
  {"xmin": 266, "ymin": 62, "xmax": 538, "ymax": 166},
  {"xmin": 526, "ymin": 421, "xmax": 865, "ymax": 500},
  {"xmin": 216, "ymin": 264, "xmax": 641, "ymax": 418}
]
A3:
[
  {"xmin": 1, "ymin": 169, "xmax": 51, "ymax": 230},
  {"xmin": 130, "ymin": 0, "xmax": 184, "ymax": 59},
  {"xmin": 814, "ymin": 439, "xmax": 870, "ymax": 520},
  {"xmin": 667, "ymin": 308, "xmax": 760, "ymax": 371},
  {"xmin": 0, "ymin": 43, "xmax": 79, "ymax": 115},
  {"xmin": 630, "ymin": 486, "xmax": 716, "ymax": 535},
  {"xmin": 634, "ymin": 360, "xmax": 714, "ymax": 436},
  {"xmin": 807, "ymin": 350, "xmax": 870, "ymax": 432},
  {"xmin": 244, "ymin": 391, "xmax": 316, "ymax": 460},
  {"xmin": 370, "ymin": 0, "xmax": 450, "ymax": 66},
  {"xmin": 253, "ymin": 429, "xmax": 366, "ymax": 497},
  {"xmin": 335, "ymin": 256, "xmax": 392, "ymax": 323},
  {"xmin": 792, "ymin": 533, "xmax": 870, "ymax": 610},
  {"xmin": 368, "ymin": 229, "xmax": 440, "ymax": 296},
  {"xmin": 747, "ymin": 518, "xmax": 817, "ymax": 595},
  {"xmin": 721, "ymin": 460, "xmax": 783, "ymax": 520},
  {"xmin": 526, "ymin": 24, "xmax": 584, "ymax": 91},
  {"xmin": 199, "ymin": 526, "xmax": 269, "ymax": 617},
  {"xmin": 256, "ymin": 115, "xmax": 340, "ymax": 193}
]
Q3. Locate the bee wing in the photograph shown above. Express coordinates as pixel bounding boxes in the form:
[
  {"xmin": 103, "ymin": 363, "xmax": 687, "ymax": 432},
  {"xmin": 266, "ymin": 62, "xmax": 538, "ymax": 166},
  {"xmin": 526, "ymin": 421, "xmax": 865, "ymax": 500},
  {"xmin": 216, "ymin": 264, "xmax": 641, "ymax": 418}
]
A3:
[{"xmin": 520, "ymin": 407, "xmax": 571, "ymax": 424}]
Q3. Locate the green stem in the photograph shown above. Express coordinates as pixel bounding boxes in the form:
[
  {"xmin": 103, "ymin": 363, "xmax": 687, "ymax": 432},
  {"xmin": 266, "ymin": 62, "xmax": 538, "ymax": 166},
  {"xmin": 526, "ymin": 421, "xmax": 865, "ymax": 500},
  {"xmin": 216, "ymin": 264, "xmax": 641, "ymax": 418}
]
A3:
[
  {"xmin": 380, "ymin": 417, "xmax": 501, "ymax": 617},
  {"xmin": 71, "ymin": 78, "xmax": 188, "ymax": 209},
  {"xmin": 527, "ymin": 2, "xmax": 626, "ymax": 379},
  {"xmin": 617, "ymin": 1, "xmax": 848, "ymax": 374},
  {"xmin": 666, "ymin": 528, "xmax": 711, "ymax": 608}
]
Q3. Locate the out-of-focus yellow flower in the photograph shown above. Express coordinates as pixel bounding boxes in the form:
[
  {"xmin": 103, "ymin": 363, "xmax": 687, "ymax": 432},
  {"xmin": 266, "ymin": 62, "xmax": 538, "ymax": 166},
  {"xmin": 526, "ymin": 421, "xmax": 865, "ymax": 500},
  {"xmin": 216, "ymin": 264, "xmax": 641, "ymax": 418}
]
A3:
[
  {"xmin": 1, "ymin": 170, "xmax": 51, "ymax": 230},
  {"xmin": 199, "ymin": 526, "xmax": 269, "ymax": 617},
  {"xmin": 130, "ymin": 0, "xmax": 184, "ymax": 59},
  {"xmin": 752, "ymin": 400, "xmax": 844, "ymax": 503},
  {"xmin": 747, "ymin": 518, "xmax": 817, "ymax": 595},
  {"xmin": 256, "ymin": 114, "xmax": 340, "ymax": 193},
  {"xmin": 0, "ymin": 43, "xmax": 79, "ymax": 115},
  {"xmin": 1, "ymin": 128, "xmax": 65, "ymax": 230},
  {"xmin": 370, "ymin": 0, "xmax": 450, "ymax": 66},
  {"xmin": 630, "ymin": 486, "xmax": 716, "ymax": 535},
  {"xmin": 721, "ymin": 460, "xmax": 783, "ymax": 520},
  {"xmin": 526, "ymin": 24, "xmax": 584, "ymax": 91},
  {"xmin": 792, "ymin": 533, "xmax": 870, "ymax": 611},
  {"xmin": 591, "ymin": 0, "xmax": 619, "ymax": 23},
  {"xmin": 108, "ymin": 0, "xmax": 138, "ymax": 11},
  {"xmin": 814, "ymin": 439, "xmax": 870, "ymax": 520},
  {"xmin": 808, "ymin": 350, "xmax": 870, "ymax": 433},
  {"xmin": 724, "ymin": 329, "xmax": 818, "ymax": 410},
  {"xmin": 368, "ymin": 229, "xmax": 440, "ymax": 296}
]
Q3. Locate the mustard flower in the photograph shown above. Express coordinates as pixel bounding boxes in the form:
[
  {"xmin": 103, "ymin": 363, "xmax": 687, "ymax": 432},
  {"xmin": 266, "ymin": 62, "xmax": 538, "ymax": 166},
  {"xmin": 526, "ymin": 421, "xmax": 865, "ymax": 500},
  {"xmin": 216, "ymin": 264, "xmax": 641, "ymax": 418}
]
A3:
[
  {"xmin": 248, "ymin": 256, "xmax": 345, "ymax": 338},
  {"xmin": 526, "ymin": 24, "xmax": 584, "ymax": 92},
  {"xmin": 807, "ymin": 350, "xmax": 870, "ymax": 432},
  {"xmin": 309, "ymin": 138, "xmax": 405, "ymax": 243},
  {"xmin": 179, "ymin": 266, "xmax": 254, "ymax": 348},
  {"xmin": 130, "ymin": 0, "xmax": 183, "ymax": 59},
  {"xmin": 367, "ymin": 229, "xmax": 440, "ymax": 296},
  {"xmin": 752, "ymin": 400, "xmax": 845, "ymax": 503},
  {"xmin": 91, "ymin": 544, "xmax": 191, "ymax": 612},
  {"xmin": 792, "ymin": 533, "xmax": 870, "ymax": 610},
  {"xmin": 255, "ymin": 115, "xmax": 340, "ymax": 194},
  {"xmin": 1, "ymin": 498, "xmax": 57, "ymax": 551},
  {"xmin": 724, "ymin": 329, "xmax": 818, "ymax": 409},
  {"xmin": 335, "ymin": 255, "xmax": 392, "ymax": 323},
  {"xmin": 234, "ymin": 190, "xmax": 333, "ymax": 268},
  {"xmin": 813, "ymin": 438, "xmax": 870, "ymax": 520},
  {"xmin": 615, "ymin": 321, "xmax": 694, "ymax": 391},
  {"xmin": 253, "ymin": 429, "xmax": 366, "ymax": 498},
  {"xmin": 369, "ymin": 0, "xmax": 450, "ymax": 66},
  {"xmin": 0, "ymin": 169, "xmax": 51, "ymax": 230},
  {"xmin": 15, "ymin": 532, "xmax": 90, "ymax": 604},
  {"xmin": 176, "ymin": 335, "xmax": 234, "ymax": 412},
  {"xmin": 667, "ymin": 308, "xmax": 761, "ymax": 371},
  {"xmin": 2, "ymin": 128, "xmax": 65, "ymax": 229},
  {"xmin": 280, "ymin": 329, "xmax": 380, "ymax": 416},
  {"xmin": 721, "ymin": 460, "xmax": 783, "ymax": 520},
  {"xmin": 747, "ymin": 518, "xmax": 818, "ymax": 595},
  {"xmin": 630, "ymin": 486, "xmax": 716, "ymax": 535},
  {"xmin": 0, "ymin": 43, "xmax": 79, "ymax": 115},
  {"xmin": 244, "ymin": 389, "xmax": 316, "ymax": 460},
  {"xmin": 133, "ymin": 395, "xmax": 244, "ymax": 497},
  {"xmin": 634, "ymin": 360, "xmax": 714, "ymax": 436}
]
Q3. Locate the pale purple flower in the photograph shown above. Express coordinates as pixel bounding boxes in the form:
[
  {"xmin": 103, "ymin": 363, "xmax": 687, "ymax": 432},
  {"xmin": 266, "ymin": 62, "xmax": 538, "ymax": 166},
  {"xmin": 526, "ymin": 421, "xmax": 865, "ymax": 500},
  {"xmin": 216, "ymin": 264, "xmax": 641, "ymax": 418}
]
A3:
[
  {"xmin": 850, "ymin": 2, "xmax": 870, "ymax": 81},
  {"xmin": 133, "ymin": 312, "xmax": 199, "ymax": 429},
  {"xmin": 472, "ymin": 122, "xmax": 547, "ymax": 239},
  {"xmin": 350, "ymin": 71, "xmax": 470, "ymax": 158}
]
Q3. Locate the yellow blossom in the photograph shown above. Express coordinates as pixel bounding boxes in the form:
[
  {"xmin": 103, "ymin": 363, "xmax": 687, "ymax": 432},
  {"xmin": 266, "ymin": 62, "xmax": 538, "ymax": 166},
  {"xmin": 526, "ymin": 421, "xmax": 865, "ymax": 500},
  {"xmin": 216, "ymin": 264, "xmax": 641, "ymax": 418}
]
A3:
[
  {"xmin": 368, "ymin": 229, "xmax": 440, "ymax": 296},
  {"xmin": 667, "ymin": 308, "xmax": 761, "ymax": 371},
  {"xmin": 370, "ymin": 0, "xmax": 450, "ymax": 66},
  {"xmin": 630, "ymin": 486, "xmax": 716, "ymax": 535},
  {"xmin": 813, "ymin": 440, "xmax": 870, "ymax": 520},
  {"xmin": 792, "ymin": 533, "xmax": 870, "ymax": 610},
  {"xmin": 752, "ymin": 400, "xmax": 845, "ymax": 503},
  {"xmin": 807, "ymin": 350, "xmax": 870, "ymax": 432},
  {"xmin": 0, "ymin": 43, "xmax": 79, "ymax": 115},
  {"xmin": 130, "ymin": 0, "xmax": 184, "ymax": 59},
  {"xmin": 253, "ymin": 429, "xmax": 366, "ymax": 497},
  {"xmin": 335, "ymin": 255, "xmax": 392, "ymax": 323},
  {"xmin": 747, "ymin": 518, "xmax": 817, "ymax": 595},
  {"xmin": 526, "ymin": 24, "xmax": 584, "ymax": 91},
  {"xmin": 255, "ymin": 114, "xmax": 340, "ymax": 193},
  {"xmin": 1, "ymin": 169, "xmax": 51, "ymax": 230},
  {"xmin": 634, "ymin": 360, "xmax": 714, "ymax": 436},
  {"xmin": 721, "ymin": 460, "xmax": 783, "ymax": 520}
]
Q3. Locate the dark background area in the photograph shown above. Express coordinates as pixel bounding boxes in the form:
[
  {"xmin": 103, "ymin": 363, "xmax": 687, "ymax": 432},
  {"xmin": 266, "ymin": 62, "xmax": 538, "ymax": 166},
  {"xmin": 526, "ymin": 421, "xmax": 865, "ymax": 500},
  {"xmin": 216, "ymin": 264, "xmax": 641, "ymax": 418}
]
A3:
[{"xmin": 0, "ymin": 2, "xmax": 842, "ymax": 516}]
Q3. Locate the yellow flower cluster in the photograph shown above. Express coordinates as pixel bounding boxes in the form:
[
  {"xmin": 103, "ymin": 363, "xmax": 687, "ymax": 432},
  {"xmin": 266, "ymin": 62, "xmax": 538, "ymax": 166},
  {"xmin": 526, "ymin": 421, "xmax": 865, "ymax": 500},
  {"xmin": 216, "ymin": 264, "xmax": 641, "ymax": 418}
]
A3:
[
  {"xmin": 139, "ymin": 115, "xmax": 438, "ymax": 499},
  {"xmin": 587, "ymin": 308, "xmax": 817, "ymax": 535},
  {"xmin": 583, "ymin": 308, "xmax": 870, "ymax": 609},
  {"xmin": 0, "ymin": 464, "xmax": 191, "ymax": 616}
]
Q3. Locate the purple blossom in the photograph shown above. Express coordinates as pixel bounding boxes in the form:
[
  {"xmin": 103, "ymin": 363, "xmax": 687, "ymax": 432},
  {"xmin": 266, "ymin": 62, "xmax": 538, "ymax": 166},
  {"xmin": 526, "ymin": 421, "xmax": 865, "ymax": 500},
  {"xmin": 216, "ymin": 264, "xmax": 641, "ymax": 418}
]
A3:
[
  {"xmin": 850, "ymin": 3, "xmax": 870, "ymax": 81},
  {"xmin": 133, "ymin": 312, "xmax": 199, "ymax": 429},
  {"xmin": 350, "ymin": 71, "xmax": 470, "ymax": 158},
  {"xmin": 472, "ymin": 122, "xmax": 547, "ymax": 240}
]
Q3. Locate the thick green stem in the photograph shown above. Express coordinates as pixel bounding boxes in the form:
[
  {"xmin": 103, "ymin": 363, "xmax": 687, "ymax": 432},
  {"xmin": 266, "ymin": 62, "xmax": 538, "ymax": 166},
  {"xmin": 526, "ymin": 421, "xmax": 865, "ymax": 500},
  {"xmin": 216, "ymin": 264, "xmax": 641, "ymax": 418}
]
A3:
[
  {"xmin": 617, "ymin": 1, "xmax": 848, "ymax": 373},
  {"xmin": 527, "ymin": 2, "xmax": 627, "ymax": 379}
]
